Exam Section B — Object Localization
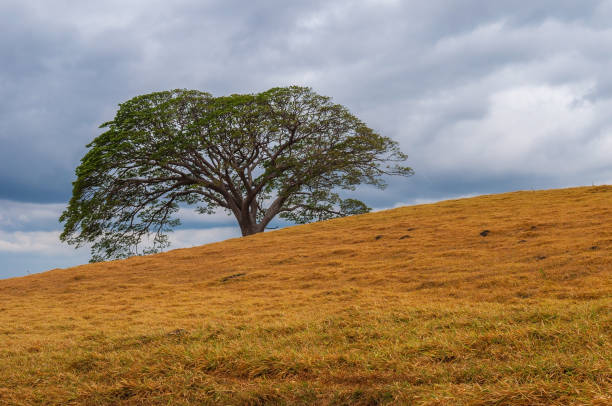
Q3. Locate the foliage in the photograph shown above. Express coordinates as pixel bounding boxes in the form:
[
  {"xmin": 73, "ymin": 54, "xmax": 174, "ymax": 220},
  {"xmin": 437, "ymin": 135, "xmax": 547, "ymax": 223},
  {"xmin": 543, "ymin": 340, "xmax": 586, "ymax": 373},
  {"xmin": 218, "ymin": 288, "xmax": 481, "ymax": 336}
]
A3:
[{"xmin": 60, "ymin": 86, "xmax": 412, "ymax": 260}]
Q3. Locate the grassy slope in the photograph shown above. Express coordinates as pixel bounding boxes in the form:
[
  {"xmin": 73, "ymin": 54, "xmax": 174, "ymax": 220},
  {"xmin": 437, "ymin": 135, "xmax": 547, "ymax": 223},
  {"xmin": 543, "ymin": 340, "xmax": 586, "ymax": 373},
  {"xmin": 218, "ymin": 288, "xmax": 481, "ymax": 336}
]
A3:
[{"xmin": 0, "ymin": 186, "xmax": 611, "ymax": 405}]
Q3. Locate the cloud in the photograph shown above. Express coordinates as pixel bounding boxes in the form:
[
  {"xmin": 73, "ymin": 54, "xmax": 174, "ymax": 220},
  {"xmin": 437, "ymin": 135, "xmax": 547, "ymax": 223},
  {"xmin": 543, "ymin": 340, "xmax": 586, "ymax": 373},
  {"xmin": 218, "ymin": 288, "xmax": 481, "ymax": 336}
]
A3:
[
  {"xmin": 2, "ymin": 1, "xmax": 612, "ymax": 204},
  {"xmin": 0, "ymin": 197, "xmax": 238, "ymax": 266},
  {"xmin": 418, "ymin": 83, "xmax": 612, "ymax": 176},
  {"xmin": 176, "ymin": 207, "xmax": 236, "ymax": 228},
  {"xmin": 2, "ymin": 1, "xmax": 612, "ymax": 277},
  {"xmin": 0, "ymin": 213, "xmax": 238, "ymax": 256},
  {"xmin": 0, "ymin": 225, "xmax": 240, "ymax": 278},
  {"xmin": 0, "ymin": 200, "xmax": 65, "ymax": 231},
  {"xmin": 0, "ymin": 227, "xmax": 240, "ymax": 278},
  {"xmin": 0, "ymin": 197, "xmax": 239, "ymax": 276},
  {"xmin": 168, "ymin": 227, "xmax": 241, "ymax": 248},
  {"xmin": 0, "ymin": 230, "xmax": 70, "ymax": 254}
]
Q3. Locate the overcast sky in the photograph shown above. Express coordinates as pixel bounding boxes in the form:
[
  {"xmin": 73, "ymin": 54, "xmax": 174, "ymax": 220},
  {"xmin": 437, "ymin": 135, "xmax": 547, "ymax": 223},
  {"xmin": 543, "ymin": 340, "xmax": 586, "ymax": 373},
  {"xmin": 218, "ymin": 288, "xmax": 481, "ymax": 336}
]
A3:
[{"xmin": 2, "ymin": 0, "xmax": 612, "ymax": 278}]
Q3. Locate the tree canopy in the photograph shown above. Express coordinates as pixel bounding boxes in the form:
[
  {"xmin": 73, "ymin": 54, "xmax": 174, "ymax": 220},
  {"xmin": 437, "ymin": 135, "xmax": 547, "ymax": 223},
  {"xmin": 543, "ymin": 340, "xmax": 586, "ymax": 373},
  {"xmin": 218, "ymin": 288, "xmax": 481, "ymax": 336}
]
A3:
[{"xmin": 60, "ymin": 86, "xmax": 413, "ymax": 261}]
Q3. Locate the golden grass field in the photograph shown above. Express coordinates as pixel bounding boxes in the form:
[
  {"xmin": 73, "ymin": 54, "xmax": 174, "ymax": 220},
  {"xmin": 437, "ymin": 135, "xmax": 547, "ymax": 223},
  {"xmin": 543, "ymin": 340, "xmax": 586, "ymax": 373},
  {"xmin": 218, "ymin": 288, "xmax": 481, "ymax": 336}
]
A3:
[{"xmin": 0, "ymin": 186, "xmax": 611, "ymax": 405}]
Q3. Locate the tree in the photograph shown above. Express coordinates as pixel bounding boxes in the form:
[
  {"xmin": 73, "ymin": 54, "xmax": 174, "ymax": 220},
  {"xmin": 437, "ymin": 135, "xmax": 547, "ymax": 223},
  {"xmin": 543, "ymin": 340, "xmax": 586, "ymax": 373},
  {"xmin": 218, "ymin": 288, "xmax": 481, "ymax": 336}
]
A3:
[{"xmin": 60, "ymin": 86, "xmax": 413, "ymax": 261}]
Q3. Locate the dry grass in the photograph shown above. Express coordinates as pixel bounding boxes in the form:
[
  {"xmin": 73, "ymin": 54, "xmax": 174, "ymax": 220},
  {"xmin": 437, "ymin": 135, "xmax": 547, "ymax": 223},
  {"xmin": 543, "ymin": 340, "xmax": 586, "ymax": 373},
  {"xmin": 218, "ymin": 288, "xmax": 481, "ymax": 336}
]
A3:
[{"xmin": 0, "ymin": 186, "xmax": 611, "ymax": 405}]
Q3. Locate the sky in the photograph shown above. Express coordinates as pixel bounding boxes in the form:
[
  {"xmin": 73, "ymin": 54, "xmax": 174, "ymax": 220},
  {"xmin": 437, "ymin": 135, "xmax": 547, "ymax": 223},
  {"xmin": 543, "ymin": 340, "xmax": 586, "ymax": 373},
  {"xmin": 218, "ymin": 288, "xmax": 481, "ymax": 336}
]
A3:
[{"xmin": 2, "ymin": 0, "xmax": 612, "ymax": 278}]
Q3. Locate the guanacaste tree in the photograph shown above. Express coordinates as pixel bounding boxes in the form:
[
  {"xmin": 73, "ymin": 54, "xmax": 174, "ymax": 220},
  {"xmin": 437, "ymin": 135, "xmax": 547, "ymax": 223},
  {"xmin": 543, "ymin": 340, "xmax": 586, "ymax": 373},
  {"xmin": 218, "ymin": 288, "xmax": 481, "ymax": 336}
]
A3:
[{"xmin": 60, "ymin": 86, "xmax": 413, "ymax": 261}]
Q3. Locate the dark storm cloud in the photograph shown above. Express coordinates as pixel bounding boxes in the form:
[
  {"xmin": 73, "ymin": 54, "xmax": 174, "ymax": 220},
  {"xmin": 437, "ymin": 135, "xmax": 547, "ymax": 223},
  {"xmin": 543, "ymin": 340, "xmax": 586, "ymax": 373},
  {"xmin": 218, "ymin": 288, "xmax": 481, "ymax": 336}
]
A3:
[
  {"xmin": 0, "ymin": 2, "xmax": 141, "ymax": 202},
  {"xmin": 2, "ymin": 0, "xmax": 612, "ymax": 276},
  {"xmin": 2, "ymin": 0, "xmax": 611, "ymax": 204}
]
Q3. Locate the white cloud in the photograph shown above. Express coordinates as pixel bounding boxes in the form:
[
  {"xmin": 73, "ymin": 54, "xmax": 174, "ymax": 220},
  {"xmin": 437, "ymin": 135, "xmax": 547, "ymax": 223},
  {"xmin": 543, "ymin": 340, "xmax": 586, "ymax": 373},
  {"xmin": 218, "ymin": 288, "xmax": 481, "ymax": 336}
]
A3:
[
  {"xmin": 0, "ymin": 199, "xmax": 239, "ymax": 259},
  {"xmin": 431, "ymin": 84, "xmax": 597, "ymax": 172},
  {"xmin": 0, "ymin": 227, "xmax": 240, "ymax": 255},
  {"xmin": 176, "ymin": 207, "xmax": 235, "ymax": 225},
  {"xmin": 400, "ymin": 80, "xmax": 612, "ymax": 182},
  {"xmin": 0, "ymin": 225, "xmax": 242, "ymax": 277},
  {"xmin": 0, "ymin": 230, "xmax": 70, "ymax": 254},
  {"xmin": 168, "ymin": 227, "xmax": 241, "ymax": 248},
  {"xmin": 0, "ymin": 200, "xmax": 64, "ymax": 229}
]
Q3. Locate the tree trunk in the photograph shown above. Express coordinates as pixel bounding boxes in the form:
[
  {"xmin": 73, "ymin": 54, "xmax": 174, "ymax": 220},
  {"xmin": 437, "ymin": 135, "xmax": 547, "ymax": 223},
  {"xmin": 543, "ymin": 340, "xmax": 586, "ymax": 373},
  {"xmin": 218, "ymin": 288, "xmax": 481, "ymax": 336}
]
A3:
[
  {"xmin": 239, "ymin": 221, "xmax": 264, "ymax": 236},
  {"xmin": 237, "ymin": 200, "xmax": 280, "ymax": 236}
]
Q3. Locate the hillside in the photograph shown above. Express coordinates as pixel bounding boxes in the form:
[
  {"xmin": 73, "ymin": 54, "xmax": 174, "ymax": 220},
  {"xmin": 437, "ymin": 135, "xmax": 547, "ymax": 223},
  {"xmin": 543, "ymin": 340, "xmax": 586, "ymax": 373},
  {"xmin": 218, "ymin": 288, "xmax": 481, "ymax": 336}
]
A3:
[{"xmin": 0, "ymin": 186, "xmax": 611, "ymax": 405}]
